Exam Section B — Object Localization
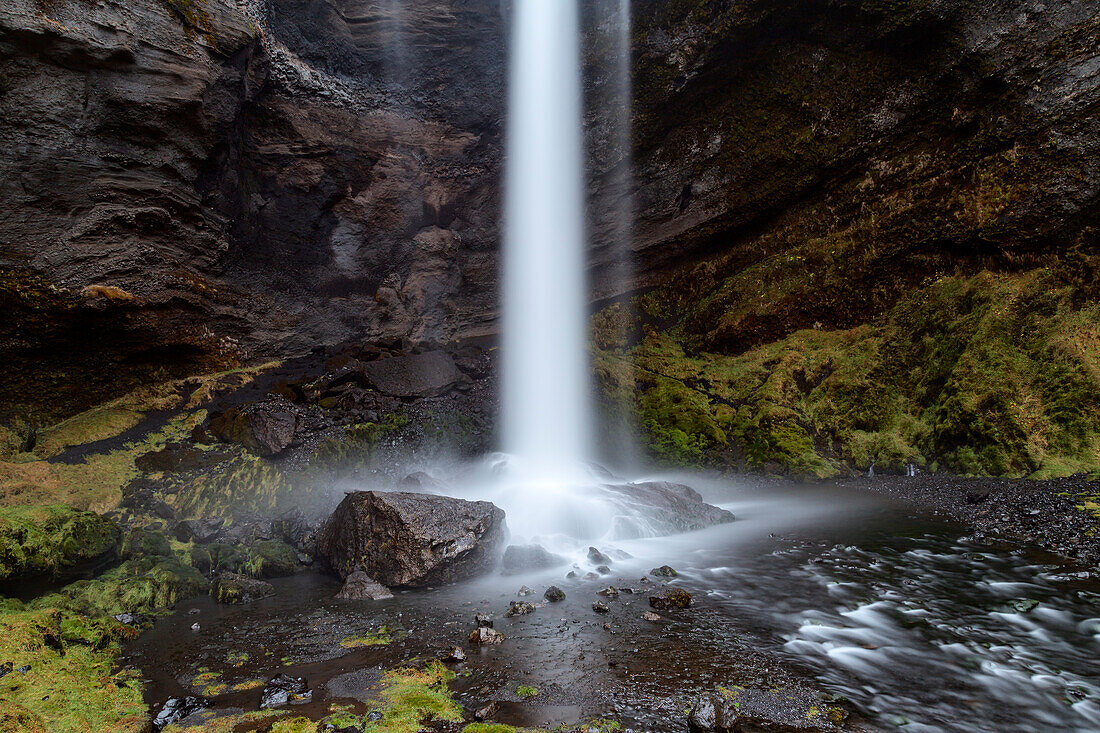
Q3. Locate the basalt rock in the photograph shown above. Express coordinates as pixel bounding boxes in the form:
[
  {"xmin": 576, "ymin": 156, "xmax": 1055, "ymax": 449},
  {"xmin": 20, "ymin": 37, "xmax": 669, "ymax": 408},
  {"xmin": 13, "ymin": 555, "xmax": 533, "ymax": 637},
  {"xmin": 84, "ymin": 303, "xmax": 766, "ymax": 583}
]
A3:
[
  {"xmin": 335, "ymin": 570, "xmax": 394, "ymax": 601},
  {"xmin": 650, "ymin": 588, "xmax": 693, "ymax": 610},
  {"xmin": 359, "ymin": 351, "xmax": 464, "ymax": 399},
  {"xmin": 502, "ymin": 544, "xmax": 568, "ymax": 574},
  {"xmin": 316, "ymin": 491, "xmax": 507, "ymax": 587},
  {"xmin": 687, "ymin": 694, "xmax": 742, "ymax": 733},
  {"xmin": 544, "ymin": 586, "xmax": 566, "ymax": 602},
  {"xmin": 211, "ymin": 573, "xmax": 275, "ymax": 605},
  {"xmin": 153, "ymin": 696, "xmax": 211, "ymax": 731},
  {"xmin": 504, "ymin": 601, "xmax": 535, "ymax": 617},
  {"xmin": 260, "ymin": 674, "xmax": 312, "ymax": 709},
  {"xmin": 208, "ymin": 398, "xmax": 301, "ymax": 457},
  {"xmin": 469, "ymin": 626, "xmax": 505, "ymax": 645}
]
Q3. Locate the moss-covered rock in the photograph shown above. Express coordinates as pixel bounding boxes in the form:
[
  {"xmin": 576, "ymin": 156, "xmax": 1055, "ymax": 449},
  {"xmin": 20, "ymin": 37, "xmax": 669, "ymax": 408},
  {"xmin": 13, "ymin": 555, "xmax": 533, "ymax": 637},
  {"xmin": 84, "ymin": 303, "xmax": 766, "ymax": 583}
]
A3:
[
  {"xmin": 210, "ymin": 572, "xmax": 274, "ymax": 605},
  {"xmin": 242, "ymin": 540, "xmax": 299, "ymax": 579},
  {"xmin": 37, "ymin": 557, "xmax": 209, "ymax": 617},
  {"xmin": 0, "ymin": 506, "xmax": 120, "ymax": 583}
]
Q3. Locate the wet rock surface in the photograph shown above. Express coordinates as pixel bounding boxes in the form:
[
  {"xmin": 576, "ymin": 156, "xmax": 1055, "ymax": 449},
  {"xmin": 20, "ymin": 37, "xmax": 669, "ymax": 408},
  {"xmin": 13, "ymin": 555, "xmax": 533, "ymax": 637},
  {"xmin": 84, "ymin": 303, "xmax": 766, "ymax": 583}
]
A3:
[
  {"xmin": 208, "ymin": 398, "xmax": 301, "ymax": 456},
  {"xmin": 259, "ymin": 673, "xmax": 311, "ymax": 709},
  {"xmin": 335, "ymin": 570, "xmax": 394, "ymax": 601},
  {"xmin": 316, "ymin": 490, "xmax": 507, "ymax": 587},
  {"xmin": 152, "ymin": 695, "xmax": 211, "ymax": 731},
  {"xmin": 210, "ymin": 573, "xmax": 275, "ymax": 605},
  {"xmin": 502, "ymin": 544, "xmax": 569, "ymax": 574}
]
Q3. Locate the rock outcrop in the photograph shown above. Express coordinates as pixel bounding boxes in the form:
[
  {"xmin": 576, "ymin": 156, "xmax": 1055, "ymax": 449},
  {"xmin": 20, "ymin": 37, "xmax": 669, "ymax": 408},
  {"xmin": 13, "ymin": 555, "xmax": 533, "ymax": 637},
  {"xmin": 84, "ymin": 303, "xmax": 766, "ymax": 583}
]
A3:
[{"xmin": 316, "ymin": 491, "xmax": 506, "ymax": 587}]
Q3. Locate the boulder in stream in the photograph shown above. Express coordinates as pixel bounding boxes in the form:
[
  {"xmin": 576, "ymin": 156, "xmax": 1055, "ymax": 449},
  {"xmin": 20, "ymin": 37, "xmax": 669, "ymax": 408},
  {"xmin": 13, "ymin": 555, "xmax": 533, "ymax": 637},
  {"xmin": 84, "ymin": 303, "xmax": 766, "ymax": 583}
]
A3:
[
  {"xmin": 502, "ymin": 543, "xmax": 567, "ymax": 574},
  {"xmin": 317, "ymin": 491, "xmax": 506, "ymax": 587},
  {"xmin": 650, "ymin": 588, "xmax": 693, "ymax": 610}
]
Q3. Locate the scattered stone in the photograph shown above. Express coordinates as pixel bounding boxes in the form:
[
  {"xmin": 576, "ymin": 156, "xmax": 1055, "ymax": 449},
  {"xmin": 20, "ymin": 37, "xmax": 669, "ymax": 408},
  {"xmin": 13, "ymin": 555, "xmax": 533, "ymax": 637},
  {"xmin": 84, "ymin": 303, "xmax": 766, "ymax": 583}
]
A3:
[
  {"xmin": 566, "ymin": 571, "xmax": 577, "ymax": 579},
  {"xmin": 0, "ymin": 662, "xmax": 11, "ymax": 679},
  {"xmin": 153, "ymin": 696, "xmax": 211, "ymax": 730},
  {"xmin": 592, "ymin": 601, "xmax": 610, "ymax": 613},
  {"xmin": 517, "ymin": 585, "xmax": 534, "ymax": 597},
  {"xmin": 587, "ymin": 547, "xmax": 611, "ymax": 564},
  {"xmin": 446, "ymin": 646, "xmax": 467, "ymax": 663},
  {"xmin": 650, "ymin": 565, "xmax": 678, "ymax": 577},
  {"xmin": 317, "ymin": 491, "xmax": 506, "ymax": 587},
  {"xmin": 210, "ymin": 573, "xmax": 275, "ymax": 605},
  {"xmin": 504, "ymin": 601, "xmax": 535, "ymax": 617},
  {"xmin": 596, "ymin": 565, "xmax": 612, "ymax": 575},
  {"xmin": 584, "ymin": 572, "xmax": 600, "ymax": 581},
  {"xmin": 260, "ymin": 673, "xmax": 311, "ymax": 709},
  {"xmin": 475, "ymin": 701, "xmax": 500, "ymax": 721},
  {"xmin": 544, "ymin": 586, "xmax": 566, "ymax": 602},
  {"xmin": 602, "ymin": 622, "xmax": 612, "ymax": 630},
  {"xmin": 642, "ymin": 611, "xmax": 662, "ymax": 622},
  {"xmin": 1009, "ymin": 598, "xmax": 1040, "ymax": 613},
  {"xmin": 502, "ymin": 544, "xmax": 568, "ymax": 574},
  {"xmin": 190, "ymin": 623, "xmax": 201, "ymax": 631},
  {"xmin": 336, "ymin": 570, "xmax": 394, "ymax": 601},
  {"xmin": 597, "ymin": 586, "xmax": 619, "ymax": 597},
  {"xmin": 649, "ymin": 588, "xmax": 693, "ymax": 610},
  {"xmin": 15, "ymin": 665, "xmax": 29, "ymax": 673},
  {"xmin": 469, "ymin": 626, "xmax": 505, "ymax": 645},
  {"xmin": 475, "ymin": 612, "xmax": 494, "ymax": 628}
]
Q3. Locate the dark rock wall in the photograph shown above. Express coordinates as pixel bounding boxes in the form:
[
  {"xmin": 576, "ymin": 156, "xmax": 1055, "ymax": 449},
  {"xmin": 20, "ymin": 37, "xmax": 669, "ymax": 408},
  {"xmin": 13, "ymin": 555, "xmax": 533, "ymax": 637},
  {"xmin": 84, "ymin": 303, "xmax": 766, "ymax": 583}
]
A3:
[{"xmin": 2, "ymin": 0, "xmax": 1097, "ymax": 429}]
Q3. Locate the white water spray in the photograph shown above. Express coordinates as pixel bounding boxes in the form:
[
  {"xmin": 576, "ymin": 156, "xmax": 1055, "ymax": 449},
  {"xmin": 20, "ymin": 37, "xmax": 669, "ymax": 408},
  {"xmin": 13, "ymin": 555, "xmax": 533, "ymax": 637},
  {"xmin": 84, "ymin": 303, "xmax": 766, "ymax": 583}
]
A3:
[{"xmin": 502, "ymin": 0, "xmax": 589, "ymax": 482}]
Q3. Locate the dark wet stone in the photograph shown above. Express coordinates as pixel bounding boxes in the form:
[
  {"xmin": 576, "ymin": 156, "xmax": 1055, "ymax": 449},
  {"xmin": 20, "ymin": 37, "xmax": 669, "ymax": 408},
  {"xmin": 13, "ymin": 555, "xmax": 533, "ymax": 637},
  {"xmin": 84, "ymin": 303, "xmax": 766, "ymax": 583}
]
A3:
[
  {"xmin": 688, "ymin": 694, "xmax": 742, "ymax": 733},
  {"xmin": 475, "ymin": 701, "xmax": 500, "ymax": 721},
  {"xmin": 359, "ymin": 350, "xmax": 462, "ymax": 398},
  {"xmin": 153, "ymin": 696, "xmax": 211, "ymax": 731},
  {"xmin": 587, "ymin": 546, "xmax": 612, "ymax": 564},
  {"xmin": 317, "ymin": 491, "xmax": 506, "ymax": 587},
  {"xmin": 502, "ymin": 543, "xmax": 568, "ymax": 574},
  {"xmin": 596, "ymin": 565, "xmax": 612, "ymax": 575},
  {"xmin": 469, "ymin": 626, "xmax": 505, "ymax": 645},
  {"xmin": 475, "ymin": 612, "xmax": 494, "ymax": 628},
  {"xmin": 597, "ymin": 586, "xmax": 619, "ymax": 597},
  {"xmin": 642, "ymin": 611, "xmax": 662, "ymax": 622},
  {"xmin": 504, "ymin": 600, "xmax": 535, "ymax": 617},
  {"xmin": 584, "ymin": 572, "xmax": 600, "ymax": 580},
  {"xmin": 335, "ymin": 570, "xmax": 394, "ymax": 601},
  {"xmin": 566, "ymin": 571, "xmax": 577, "ymax": 579},
  {"xmin": 592, "ymin": 601, "xmax": 610, "ymax": 613},
  {"xmin": 446, "ymin": 646, "xmax": 467, "ymax": 663},
  {"xmin": 174, "ymin": 518, "xmax": 224, "ymax": 544},
  {"xmin": 650, "ymin": 565, "xmax": 678, "ymax": 577},
  {"xmin": 260, "ymin": 673, "xmax": 311, "ymax": 709},
  {"xmin": 517, "ymin": 585, "xmax": 534, "ymax": 597},
  {"xmin": 650, "ymin": 588, "xmax": 693, "ymax": 610},
  {"xmin": 208, "ymin": 396, "xmax": 300, "ymax": 456},
  {"xmin": 544, "ymin": 586, "xmax": 566, "ymax": 602}
]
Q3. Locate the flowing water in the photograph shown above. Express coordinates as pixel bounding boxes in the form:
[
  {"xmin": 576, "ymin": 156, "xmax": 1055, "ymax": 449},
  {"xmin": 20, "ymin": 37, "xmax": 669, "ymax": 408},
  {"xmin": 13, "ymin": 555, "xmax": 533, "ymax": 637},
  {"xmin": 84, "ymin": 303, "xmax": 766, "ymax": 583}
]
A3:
[
  {"xmin": 128, "ymin": 481, "xmax": 1100, "ymax": 732},
  {"xmin": 502, "ymin": 0, "xmax": 590, "ymax": 481}
]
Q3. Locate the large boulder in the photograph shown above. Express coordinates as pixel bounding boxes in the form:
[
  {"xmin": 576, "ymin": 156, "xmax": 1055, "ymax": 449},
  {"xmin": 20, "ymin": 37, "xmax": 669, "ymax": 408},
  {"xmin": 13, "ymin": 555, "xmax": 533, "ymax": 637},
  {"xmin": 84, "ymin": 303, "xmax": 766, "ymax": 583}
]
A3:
[
  {"xmin": 599, "ymin": 482, "xmax": 735, "ymax": 536},
  {"xmin": 501, "ymin": 544, "xmax": 567, "ymax": 574},
  {"xmin": 359, "ymin": 351, "xmax": 462, "ymax": 398},
  {"xmin": 317, "ymin": 491, "xmax": 506, "ymax": 587},
  {"xmin": 208, "ymin": 397, "xmax": 300, "ymax": 456}
]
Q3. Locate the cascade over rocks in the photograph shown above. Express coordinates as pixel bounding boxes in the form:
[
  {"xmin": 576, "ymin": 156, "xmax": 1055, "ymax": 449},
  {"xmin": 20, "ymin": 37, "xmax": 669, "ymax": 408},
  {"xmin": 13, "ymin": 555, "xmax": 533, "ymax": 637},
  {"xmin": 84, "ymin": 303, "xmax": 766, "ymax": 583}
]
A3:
[{"xmin": 316, "ymin": 491, "xmax": 506, "ymax": 587}]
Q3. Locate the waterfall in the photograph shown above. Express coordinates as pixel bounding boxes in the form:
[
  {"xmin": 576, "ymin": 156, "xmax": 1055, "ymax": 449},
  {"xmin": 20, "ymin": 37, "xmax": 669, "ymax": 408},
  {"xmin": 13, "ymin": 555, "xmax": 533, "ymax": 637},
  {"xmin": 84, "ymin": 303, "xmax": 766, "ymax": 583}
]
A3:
[{"xmin": 502, "ymin": 0, "xmax": 589, "ymax": 482}]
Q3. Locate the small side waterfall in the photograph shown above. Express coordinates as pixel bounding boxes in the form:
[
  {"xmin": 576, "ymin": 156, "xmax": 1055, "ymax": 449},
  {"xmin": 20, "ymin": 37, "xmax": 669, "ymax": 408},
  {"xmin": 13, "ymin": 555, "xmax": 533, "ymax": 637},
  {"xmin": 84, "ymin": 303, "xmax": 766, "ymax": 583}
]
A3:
[{"xmin": 502, "ymin": 0, "xmax": 589, "ymax": 482}]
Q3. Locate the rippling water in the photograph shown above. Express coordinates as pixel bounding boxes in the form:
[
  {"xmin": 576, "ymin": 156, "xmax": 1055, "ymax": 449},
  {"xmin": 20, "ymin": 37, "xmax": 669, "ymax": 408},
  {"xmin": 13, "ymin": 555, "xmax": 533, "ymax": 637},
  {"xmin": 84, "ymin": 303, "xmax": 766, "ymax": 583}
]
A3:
[{"xmin": 129, "ymin": 481, "xmax": 1100, "ymax": 732}]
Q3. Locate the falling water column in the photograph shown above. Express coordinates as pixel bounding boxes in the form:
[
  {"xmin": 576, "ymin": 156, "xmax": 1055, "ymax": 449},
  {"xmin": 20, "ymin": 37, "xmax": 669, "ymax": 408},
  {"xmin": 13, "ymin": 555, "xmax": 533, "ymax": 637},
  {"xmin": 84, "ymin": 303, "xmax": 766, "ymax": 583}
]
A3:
[{"xmin": 502, "ymin": 0, "xmax": 589, "ymax": 480}]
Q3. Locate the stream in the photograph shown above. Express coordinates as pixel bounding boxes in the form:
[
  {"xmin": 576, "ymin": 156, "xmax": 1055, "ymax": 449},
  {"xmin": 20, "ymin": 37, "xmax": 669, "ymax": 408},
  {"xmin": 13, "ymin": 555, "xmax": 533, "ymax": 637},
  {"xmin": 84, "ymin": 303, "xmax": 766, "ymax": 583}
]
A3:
[{"xmin": 124, "ymin": 482, "xmax": 1100, "ymax": 732}]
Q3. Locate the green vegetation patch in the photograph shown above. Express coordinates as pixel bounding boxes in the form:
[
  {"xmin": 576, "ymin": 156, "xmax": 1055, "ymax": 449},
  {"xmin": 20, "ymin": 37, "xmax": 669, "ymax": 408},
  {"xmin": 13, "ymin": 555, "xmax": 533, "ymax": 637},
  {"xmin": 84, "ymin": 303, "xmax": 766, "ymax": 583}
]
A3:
[{"xmin": 0, "ymin": 505, "xmax": 120, "ymax": 582}]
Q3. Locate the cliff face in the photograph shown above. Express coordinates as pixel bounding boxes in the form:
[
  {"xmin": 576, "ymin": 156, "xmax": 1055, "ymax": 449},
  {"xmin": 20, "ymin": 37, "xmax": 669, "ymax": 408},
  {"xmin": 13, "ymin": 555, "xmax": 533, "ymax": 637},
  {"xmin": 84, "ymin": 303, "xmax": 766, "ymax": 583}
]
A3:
[
  {"xmin": 2, "ymin": 0, "xmax": 1098, "ymax": 476},
  {"xmin": 0, "ymin": 0, "xmax": 506, "ymax": 421}
]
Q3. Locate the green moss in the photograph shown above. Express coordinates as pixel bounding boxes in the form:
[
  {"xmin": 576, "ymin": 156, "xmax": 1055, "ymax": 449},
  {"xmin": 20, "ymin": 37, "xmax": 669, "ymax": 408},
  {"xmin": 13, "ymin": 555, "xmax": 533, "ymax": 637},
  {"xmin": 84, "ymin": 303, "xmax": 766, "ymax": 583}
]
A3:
[
  {"xmin": 242, "ymin": 540, "xmax": 299, "ymax": 579},
  {"xmin": 599, "ymin": 271, "xmax": 1100, "ymax": 478},
  {"xmin": 464, "ymin": 725, "xmax": 519, "ymax": 733},
  {"xmin": 0, "ymin": 505, "xmax": 120, "ymax": 582},
  {"xmin": 516, "ymin": 685, "xmax": 539, "ymax": 699},
  {"xmin": 0, "ymin": 605, "xmax": 146, "ymax": 732},
  {"xmin": 340, "ymin": 625, "xmax": 398, "ymax": 648},
  {"xmin": 36, "ymin": 557, "xmax": 209, "ymax": 617},
  {"xmin": 362, "ymin": 661, "xmax": 462, "ymax": 733},
  {"xmin": 120, "ymin": 528, "xmax": 173, "ymax": 559}
]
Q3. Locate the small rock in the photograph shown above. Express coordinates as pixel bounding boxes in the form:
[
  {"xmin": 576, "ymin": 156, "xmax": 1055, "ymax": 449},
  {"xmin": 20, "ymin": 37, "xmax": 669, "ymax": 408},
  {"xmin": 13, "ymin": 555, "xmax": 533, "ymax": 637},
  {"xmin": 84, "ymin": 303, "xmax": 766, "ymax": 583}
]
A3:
[
  {"xmin": 502, "ymin": 544, "xmax": 568, "ymax": 574},
  {"xmin": 0, "ymin": 662, "xmax": 11, "ymax": 679},
  {"xmin": 504, "ymin": 601, "xmax": 535, "ymax": 617},
  {"xmin": 475, "ymin": 701, "xmax": 500, "ymax": 721},
  {"xmin": 688, "ymin": 694, "xmax": 742, "ymax": 733},
  {"xmin": 650, "ymin": 565, "xmax": 678, "ymax": 577},
  {"xmin": 190, "ymin": 623, "xmax": 201, "ymax": 631},
  {"xmin": 113, "ymin": 613, "xmax": 138, "ymax": 626},
  {"xmin": 16, "ymin": 665, "xmax": 30, "ymax": 674},
  {"xmin": 602, "ymin": 622, "xmax": 612, "ymax": 630},
  {"xmin": 592, "ymin": 601, "xmax": 610, "ymax": 614},
  {"xmin": 642, "ymin": 611, "xmax": 662, "ymax": 622},
  {"xmin": 469, "ymin": 626, "xmax": 505, "ymax": 645},
  {"xmin": 597, "ymin": 586, "xmax": 619, "ymax": 598},
  {"xmin": 587, "ymin": 547, "xmax": 611, "ymax": 564},
  {"xmin": 517, "ymin": 585, "xmax": 534, "ymax": 597},
  {"xmin": 153, "ymin": 696, "xmax": 211, "ymax": 730},
  {"xmin": 336, "ymin": 570, "xmax": 394, "ymax": 601},
  {"xmin": 260, "ymin": 673, "xmax": 311, "ymax": 709},
  {"xmin": 596, "ymin": 565, "xmax": 612, "ymax": 575},
  {"xmin": 446, "ymin": 646, "xmax": 467, "ymax": 663},
  {"xmin": 544, "ymin": 586, "xmax": 566, "ymax": 602},
  {"xmin": 566, "ymin": 571, "xmax": 577, "ymax": 579},
  {"xmin": 649, "ymin": 588, "xmax": 692, "ymax": 610},
  {"xmin": 584, "ymin": 572, "xmax": 600, "ymax": 581},
  {"xmin": 475, "ymin": 612, "xmax": 494, "ymax": 628}
]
